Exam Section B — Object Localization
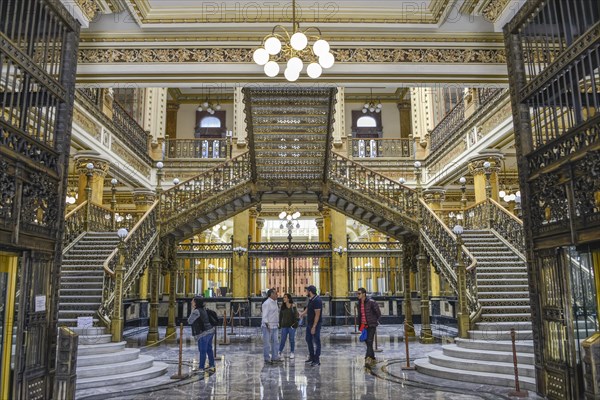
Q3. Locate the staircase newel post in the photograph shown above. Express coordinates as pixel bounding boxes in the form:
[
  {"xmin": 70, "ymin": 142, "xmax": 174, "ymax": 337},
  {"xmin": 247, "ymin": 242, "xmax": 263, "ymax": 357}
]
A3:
[
  {"xmin": 414, "ymin": 161, "xmax": 434, "ymax": 344},
  {"xmin": 84, "ymin": 162, "xmax": 94, "ymax": 231},
  {"xmin": 110, "ymin": 178, "xmax": 118, "ymax": 230},
  {"xmin": 459, "ymin": 176, "xmax": 467, "ymax": 226},
  {"xmin": 111, "ymin": 228, "xmax": 128, "ymax": 342},
  {"xmin": 453, "ymin": 225, "xmax": 469, "ymax": 339},
  {"xmin": 166, "ymin": 240, "xmax": 178, "ymax": 343},
  {"xmin": 147, "ymin": 161, "xmax": 164, "ymax": 344}
]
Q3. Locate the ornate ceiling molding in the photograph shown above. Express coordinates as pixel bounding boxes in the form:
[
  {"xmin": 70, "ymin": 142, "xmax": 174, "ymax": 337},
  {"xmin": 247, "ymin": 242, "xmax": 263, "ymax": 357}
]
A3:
[
  {"xmin": 74, "ymin": 0, "xmax": 100, "ymax": 21},
  {"xmin": 78, "ymin": 46, "xmax": 506, "ymax": 64},
  {"xmin": 123, "ymin": 0, "xmax": 453, "ymax": 25},
  {"xmin": 480, "ymin": 0, "xmax": 512, "ymax": 22}
]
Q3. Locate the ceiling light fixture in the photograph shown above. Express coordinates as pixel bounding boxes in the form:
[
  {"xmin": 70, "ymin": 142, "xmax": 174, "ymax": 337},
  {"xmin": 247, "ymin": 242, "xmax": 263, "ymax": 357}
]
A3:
[
  {"xmin": 253, "ymin": 0, "xmax": 334, "ymax": 81},
  {"xmin": 197, "ymin": 87, "xmax": 221, "ymax": 114},
  {"xmin": 362, "ymin": 88, "xmax": 382, "ymax": 114}
]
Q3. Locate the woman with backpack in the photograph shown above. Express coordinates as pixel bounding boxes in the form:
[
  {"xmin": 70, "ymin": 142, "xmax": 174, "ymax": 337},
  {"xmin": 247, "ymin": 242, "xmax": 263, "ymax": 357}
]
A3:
[
  {"xmin": 188, "ymin": 296, "xmax": 216, "ymax": 373},
  {"xmin": 278, "ymin": 293, "xmax": 299, "ymax": 359}
]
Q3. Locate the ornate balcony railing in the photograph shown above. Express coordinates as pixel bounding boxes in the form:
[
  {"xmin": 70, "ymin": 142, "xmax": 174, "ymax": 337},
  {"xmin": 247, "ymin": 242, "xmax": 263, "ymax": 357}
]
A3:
[
  {"xmin": 166, "ymin": 138, "xmax": 231, "ymax": 159},
  {"xmin": 98, "ymin": 201, "xmax": 159, "ymax": 326},
  {"xmin": 420, "ymin": 199, "xmax": 480, "ymax": 321},
  {"xmin": 463, "ymin": 201, "xmax": 489, "ymax": 230},
  {"xmin": 429, "ymin": 99, "xmax": 465, "ymax": 153},
  {"xmin": 328, "ymin": 153, "xmax": 418, "ymax": 221},
  {"xmin": 160, "ymin": 152, "xmax": 252, "ymax": 222},
  {"xmin": 87, "ymin": 202, "xmax": 115, "ymax": 232},
  {"xmin": 75, "ymin": 89, "xmax": 152, "ymax": 165},
  {"xmin": 350, "ymin": 138, "xmax": 413, "ymax": 158}
]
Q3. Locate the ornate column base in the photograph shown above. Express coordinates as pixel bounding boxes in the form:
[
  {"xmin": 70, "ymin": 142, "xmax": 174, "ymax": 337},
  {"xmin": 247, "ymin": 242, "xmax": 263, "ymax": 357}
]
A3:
[
  {"xmin": 457, "ymin": 314, "xmax": 470, "ymax": 339},
  {"xmin": 111, "ymin": 319, "xmax": 123, "ymax": 343},
  {"xmin": 146, "ymin": 302, "xmax": 160, "ymax": 344},
  {"xmin": 419, "ymin": 328, "xmax": 435, "ymax": 344}
]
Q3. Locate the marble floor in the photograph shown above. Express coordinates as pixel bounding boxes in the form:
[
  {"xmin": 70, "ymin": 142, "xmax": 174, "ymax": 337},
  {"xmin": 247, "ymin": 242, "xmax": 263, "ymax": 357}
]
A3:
[{"xmin": 76, "ymin": 325, "xmax": 542, "ymax": 400}]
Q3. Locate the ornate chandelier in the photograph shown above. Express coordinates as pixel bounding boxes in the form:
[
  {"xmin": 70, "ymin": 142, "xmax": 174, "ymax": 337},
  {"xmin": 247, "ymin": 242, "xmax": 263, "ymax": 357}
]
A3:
[
  {"xmin": 252, "ymin": 0, "xmax": 334, "ymax": 81},
  {"xmin": 362, "ymin": 88, "xmax": 382, "ymax": 113},
  {"xmin": 197, "ymin": 88, "xmax": 221, "ymax": 114}
]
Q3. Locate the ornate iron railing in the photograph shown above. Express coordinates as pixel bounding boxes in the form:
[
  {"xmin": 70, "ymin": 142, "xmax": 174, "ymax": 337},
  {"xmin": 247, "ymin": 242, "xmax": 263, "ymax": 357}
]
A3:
[
  {"xmin": 488, "ymin": 198, "xmax": 525, "ymax": 256},
  {"xmin": 429, "ymin": 99, "xmax": 465, "ymax": 152},
  {"xmin": 160, "ymin": 152, "xmax": 252, "ymax": 222},
  {"xmin": 78, "ymin": 87, "xmax": 102, "ymax": 107},
  {"xmin": 87, "ymin": 202, "xmax": 115, "ymax": 232},
  {"xmin": 98, "ymin": 201, "xmax": 159, "ymax": 326},
  {"xmin": 177, "ymin": 242, "xmax": 233, "ymax": 258},
  {"xmin": 112, "ymin": 100, "xmax": 149, "ymax": 155},
  {"xmin": 63, "ymin": 201, "xmax": 88, "ymax": 248},
  {"xmin": 463, "ymin": 201, "xmax": 489, "ymax": 230},
  {"xmin": 420, "ymin": 199, "xmax": 480, "ymax": 320},
  {"xmin": 328, "ymin": 153, "xmax": 418, "ymax": 221},
  {"xmin": 166, "ymin": 138, "xmax": 231, "ymax": 159},
  {"xmin": 350, "ymin": 138, "xmax": 413, "ymax": 158}
]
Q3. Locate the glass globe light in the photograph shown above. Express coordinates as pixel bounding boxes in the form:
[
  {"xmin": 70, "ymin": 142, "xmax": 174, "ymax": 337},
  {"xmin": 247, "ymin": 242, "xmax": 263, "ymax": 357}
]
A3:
[
  {"xmin": 117, "ymin": 228, "xmax": 128, "ymax": 239},
  {"xmin": 287, "ymin": 57, "xmax": 303, "ymax": 72},
  {"xmin": 362, "ymin": 108, "xmax": 367, "ymax": 113},
  {"xmin": 264, "ymin": 36, "xmax": 282, "ymax": 55},
  {"xmin": 284, "ymin": 67, "xmax": 299, "ymax": 82},
  {"xmin": 364, "ymin": 103, "xmax": 369, "ymax": 108},
  {"xmin": 286, "ymin": 214, "xmax": 293, "ymax": 221},
  {"xmin": 509, "ymin": 194, "xmax": 516, "ymax": 201},
  {"xmin": 279, "ymin": 211, "xmax": 287, "ymax": 219},
  {"xmin": 414, "ymin": 161, "xmax": 422, "ymax": 168},
  {"xmin": 504, "ymin": 194, "xmax": 511, "ymax": 202},
  {"xmin": 264, "ymin": 61, "xmax": 280, "ymax": 77},
  {"xmin": 399, "ymin": 177, "xmax": 406, "ymax": 184},
  {"xmin": 156, "ymin": 161, "xmax": 164, "ymax": 169},
  {"xmin": 86, "ymin": 162, "xmax": 94, "ymax": 170},
  {"xmin": 499, "ymin": 190, "xmax": 506, "ymax": 198},
  {"xmin": 111, "ymin": 178, "xmax": 118, "ymax": 185},
  {"xmin": 202, "ymin": 101, "xmax": 209, "ymax": 108},
  {"xmin": 483, "ymin": 161, "xmax": 491, "ymax": 169},
  {"xmin": 369, "ymin": 106, "xmax": 375, "ymax": 112},
  {"xmin": 292, "ymin": 211, "xmax": 301, "ymax": 219},
  {"xmin": 290, "ymin": 32, "xmax": 308, "ymax": 50},
  {"xmin": 173, "ymin": 178, "xmax": 180, "ymax": 185},
  {"xmin": 377, "ymin": 103, "xmax": 383, "ymax": 109},
  {"xmin": 318, "ymin": 52, "xmax": 335, "ymax": 69},
  {"xmin": 215, "ymin": 104, "xmax": 221, "ymax": 111},
  {"xmin": 307, "ymin": 63, "xmax": 322, "ymax": 78},
  {"xmin": 459, "ymin": 177, "xmax": 466, "ymax": 184},
  {"xmin": 312, "ymin": 39, "xmax": 330, "ymax": 56},
  {"xmin": 253, "ymin": 48, "xmax": 269, "ymax": 65}
]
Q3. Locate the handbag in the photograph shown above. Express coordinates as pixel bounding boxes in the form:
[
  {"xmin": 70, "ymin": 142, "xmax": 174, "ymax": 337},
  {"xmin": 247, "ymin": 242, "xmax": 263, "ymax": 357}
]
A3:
[{"xmin": 359, "ymin": 328, "xmax": 368, "ymax": 342}]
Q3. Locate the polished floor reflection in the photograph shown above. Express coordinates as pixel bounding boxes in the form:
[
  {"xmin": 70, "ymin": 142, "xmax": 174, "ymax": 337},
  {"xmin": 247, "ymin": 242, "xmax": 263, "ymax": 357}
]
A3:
[{"xmin": 76, "ymin": 325, "xmax": 542, "ymax": 400}]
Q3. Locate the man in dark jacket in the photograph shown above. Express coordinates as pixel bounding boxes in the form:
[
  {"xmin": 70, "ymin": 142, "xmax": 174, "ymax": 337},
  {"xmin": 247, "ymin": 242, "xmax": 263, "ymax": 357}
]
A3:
[{"xmin": 356, "ymin": 287, "xmax": 381, "ymax": 366}]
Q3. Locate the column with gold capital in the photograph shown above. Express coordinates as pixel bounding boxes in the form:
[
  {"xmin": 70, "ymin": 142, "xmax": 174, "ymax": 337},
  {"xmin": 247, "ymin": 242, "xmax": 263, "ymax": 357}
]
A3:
[
  {"xmin": 467, "ymin": 153, "xmax": 503, "ymax": 203},
  {"xmin": 232, "ymin": 210, "xmax": 250, "ymax": 298},
  {"xmin": 74, "ymin": 151, "xmax": 111, "ymax": 205},
  {"xmin": 423, "ymin": 188, "xmax": 445, "ymax": 298}
]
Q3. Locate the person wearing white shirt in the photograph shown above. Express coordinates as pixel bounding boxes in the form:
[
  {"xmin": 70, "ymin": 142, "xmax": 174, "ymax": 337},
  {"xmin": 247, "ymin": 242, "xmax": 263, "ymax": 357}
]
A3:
[{"xmin": 262, "ymin": 288, "xmax": 281, "ymax": 364}]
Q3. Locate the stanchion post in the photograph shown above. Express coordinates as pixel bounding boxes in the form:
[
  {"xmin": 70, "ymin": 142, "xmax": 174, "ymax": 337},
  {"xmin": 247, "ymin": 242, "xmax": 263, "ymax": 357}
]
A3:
[
  {"xmin": 220, "ymin": 309, "xmax": 230, "ymax": 345},
  {"xmin": 401, "ymin": 320, "xmax": 415, "ymax": 370},
  {"xmin": 352, "ymin": 304, "xmax": 360, "ymax": 334},
  {"xmin": 374, "ymin": 329, "xmax": 383, "ymax": 353},
  {"xmin": 170, "ymin": 323, "xmax": 189, "ymax": 379},
  {"xmin": 508, "ymin": 327, "xmax": 528, "ymax": 397},
  {"xmin": 230, "ymin": 304, "xmax": 236, "ymax": 335}
]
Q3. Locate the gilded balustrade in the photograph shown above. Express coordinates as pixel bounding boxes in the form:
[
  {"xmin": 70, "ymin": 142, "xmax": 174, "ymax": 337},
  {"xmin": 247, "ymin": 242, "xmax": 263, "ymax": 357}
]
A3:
[
  {"xmin": 429, "ymin": 99, "xmax": 465, "ymax": 153},
  {"xmin": 160, "ymin": 152, "xmax": 252, "ymax": 222},
  {"xmin": 488, "ymin": 198, "xmax": 525, "ymax": 255},
  {"xmin": 328, "ymin": 153, "xmax": 417, "ymax": 220},
  {"xmin": 420, "ymin": 199, "xmax": 480, "ymax": 320},
  {"xmin": 166, "ymin": 138, "xmax": 231, "ymax": 159},
  {"xmin": 87, "ymin": 202, "xmax": 116, "ymax": 231},
  {"xmin": 350, "ymin": 138, "xmax": 413, "ymax": 158},
  {"xmin": 98, "ymin": 201, "xmax": 159, "ymax": 326},
  {"xmin": 463, "ymin": 201, "xmax": 488, "ymax": 230},
  {"xmin": 63, "ymin": 201, "xmax": 88, "ymax": 248}
]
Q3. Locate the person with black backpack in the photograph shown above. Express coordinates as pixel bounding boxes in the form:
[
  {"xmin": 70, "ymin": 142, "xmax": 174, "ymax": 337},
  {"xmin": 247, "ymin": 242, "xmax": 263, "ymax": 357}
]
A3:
[{"xmin": 188, "ymin": 296, "xmax": 216, "ymax": 373}]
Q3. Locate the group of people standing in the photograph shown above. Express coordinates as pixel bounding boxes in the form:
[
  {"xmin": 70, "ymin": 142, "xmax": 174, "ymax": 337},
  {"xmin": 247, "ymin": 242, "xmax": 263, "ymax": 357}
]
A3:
[{"xmin": 187, "ymin": 286, "xmax": 381, "ymax": 373}]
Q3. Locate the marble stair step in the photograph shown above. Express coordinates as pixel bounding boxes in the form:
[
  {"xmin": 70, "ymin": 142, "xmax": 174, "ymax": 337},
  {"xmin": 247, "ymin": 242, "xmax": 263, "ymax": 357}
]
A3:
[
  {"xmin": 78, "ymin": 341, "xmax": 126, "ymax": 356},
  {"xmin": 77, "ymin": 355, "xmax": 155, "ymax": 378},
  {"xmin": 479, "ymin": 291, "xmax": 530, "ymax": 299},
  {"xmin": 475, "ymin": 321, "xmax": 532, "ymax": 330},
  {"xmin": 443, "ymin": 344, "xmax": 535, "ymax": 365},
  {"xmin": 59, "ymin": 302, "xmax": 101, "ymax": 311},
  {"xmin": 59, "ymin": 288, "xmax": 102, "ymax": 296},
  {"xmin": 479, "ymin": 299, "xmax": 530, "ymax": 306},
  {"xmin": 476, "ymin": 261, "xmax": 525, "ymax": 265},
  {"xmin": 469, "ymin": 329, "xmax": 533, "ymax": 341},
  {"xmin": 60, "ymin": 276, "xmax": 103, "ymax": 282},
  {"xmin": 71, "ymin": 326, "xmax": 107, "ymax": 335},
  {"xmin": 76, "ymin": 362, "xmax": 168, "ymax": 390},
  {"xmin": 60, "ymin": 295, "xmax": 102, "ymax": 303},
  {"xmin": 414, "ymin": 358, "xmax": 536, "ymax": 391},
  {"xmin": 60, "ymin": 270, "xmax": 104, "ymax": 275},
  {"xmin": 455, "ymin": 338, "xmax": 534, "ymax": 353},
  {"xmin": 479, "ymin": 278, "xmax": 528, "ymax": 284},
  {"xmin": 78, "ymin": 348, "xmax": 140, "ymax": 367},
  {"xmin": 478, "ymin": 284, "xmax": 528, "ymax": 291},
  {"xmin": 426, "ymin": 351, "xmax": 535, "ymax": 378},
  {"xmin": 479, "ymin": 313, "xmax": 531, "ymax": 321},
  {"xmin": 477, "ymin": 273, "xmax": 528, "ymax": 279},
  {"xmin": 481, "ymin": 306, "xmax": 531, "ymax": 314}
]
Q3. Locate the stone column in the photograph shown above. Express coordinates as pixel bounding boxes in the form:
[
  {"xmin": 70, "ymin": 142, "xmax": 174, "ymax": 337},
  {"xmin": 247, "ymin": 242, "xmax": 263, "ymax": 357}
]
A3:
[
  {"xmin": 322, "ymin": 208, "xmax": 332, "ymax": 294},
  {"xmin": 423, "ymin": 187, "xmax": 445, "ymax": 298},
  {"xmin": 410, "ymin": 88, "xmax": 435, "ymax": 159},
  {"xmin": 233, "ymin": 87, "xmax": 247, "ymax": 151},
  {"xmin": 397, "ymin": 102, "xmax": 412, "ymax": 139},
  {"xmin": 232, "ymin": 210, "xmax": 250, "ymax": 298},
  {"xmin": 165, "ymin": 240, "xmax": 177, "ymax": 343},
  {"xmin": 468, "ymin": 153, "xmax": 503, "ymax": 203},
  {"xmin": 101, "ymin": 88, "xmax": 114, "ymax": 119},
  {"xmin": 332, "ymin": 87, "xmax": 346, "ymax": 151},
  {"xmin": 74, "ymin": 151, "xmax": 110, "ymax": 205},
  {"xmin": 418, "ymin": 244, "xmax": 434, "ymax": 344},
  {"xmin": 402, "ymin": 238, "xmax": 415, "ymax": 338},
  {"xmin": 330, "ymin": 210, "xmax": 348, "ymax": 298}
]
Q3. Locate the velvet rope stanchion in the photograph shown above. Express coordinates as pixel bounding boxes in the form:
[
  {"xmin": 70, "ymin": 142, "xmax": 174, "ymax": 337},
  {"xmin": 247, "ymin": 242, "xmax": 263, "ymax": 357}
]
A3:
[
  {"xmin": 220, "ymin": 309, "xmax": 230, "ymax": 345},
  {"xmin": 170, "ymin": 323, "xmax": 189, "ymax": 379},
  {"xmin": 508, "ymin": 327, "xmax": 528, "ymax": 397},
  {"xmin": 229, "ymin": 304, "xmax": 236, "ymax": 335},
  {"xmin": 401, "ymin": 320, "xmax": 415, "ymax": 370},
  {"xmin": 374, "ymin": 329, "xmax": 383, "ymax": 353}
]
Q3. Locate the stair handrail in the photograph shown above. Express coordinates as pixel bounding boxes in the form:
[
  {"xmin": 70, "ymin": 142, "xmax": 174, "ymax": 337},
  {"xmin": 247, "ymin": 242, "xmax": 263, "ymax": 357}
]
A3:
[
  {"xmin": 328, "ymin": 152, "xmax": 418, "ymax": 221},
  {"xmin": 160, "ymin": 151, "xmax": 252, "ymax": 222},
  {"xmin": 87, "ymin": 202, "xmax": 116, "ymax": 232},
  {"xmin": 98, "ymin": 201, "xmax": 159, "ymax": 326},
  {"xmin": 63, "ymin": 201, "xmax": 88, "ymax": 249},
  {"xmin": 419, "ymin": 199, "xmax": 481, "ymax": 321},
  {"xmin": 488, "ymin": 198, "xmax": 526, "ymax": 256}
]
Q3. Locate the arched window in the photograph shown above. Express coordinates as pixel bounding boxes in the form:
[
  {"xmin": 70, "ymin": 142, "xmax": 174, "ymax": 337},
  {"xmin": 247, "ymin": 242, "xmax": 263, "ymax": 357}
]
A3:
[
  {"xmin": 200, "ymin": 116, "xmax": 221, "ymax": 128},
  {"xmin": 357, "ymin": 116, "xmax": 377, "ymax": 128}
]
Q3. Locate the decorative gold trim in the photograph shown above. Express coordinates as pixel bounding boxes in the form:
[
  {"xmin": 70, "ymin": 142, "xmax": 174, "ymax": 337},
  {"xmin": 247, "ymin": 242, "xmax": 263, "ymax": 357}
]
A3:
[
  {"xmin": 75, "ymin": 0, "xmax": 100, "ymax": 21},
  {"xmin": 125, "ymin": 0, "xmax": 453, "ymax": 25},
  {"xmin": 481, "ymin": 0, "xmax": 512, "ymax": 22},
  {"xmin": 78, "ymin": 46, "xmax": 506, "ymax": 64}
]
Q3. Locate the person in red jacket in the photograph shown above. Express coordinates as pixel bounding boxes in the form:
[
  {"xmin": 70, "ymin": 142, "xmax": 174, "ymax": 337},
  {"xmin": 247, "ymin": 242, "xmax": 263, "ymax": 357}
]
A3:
[{"xmin": 357, "ymin": 287, "xmax": 381, "ymax": 366}]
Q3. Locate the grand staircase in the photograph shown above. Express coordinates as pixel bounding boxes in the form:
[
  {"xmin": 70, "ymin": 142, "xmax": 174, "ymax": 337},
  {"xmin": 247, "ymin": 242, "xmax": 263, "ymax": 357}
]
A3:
[
  {"xmin": 59, "ymin": 232, "xmax": 121, "ymax": 327},
  {"xmin": 415, "ymin": 209, "xmax": 535, "ymax": 391}
]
